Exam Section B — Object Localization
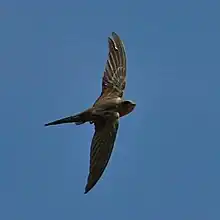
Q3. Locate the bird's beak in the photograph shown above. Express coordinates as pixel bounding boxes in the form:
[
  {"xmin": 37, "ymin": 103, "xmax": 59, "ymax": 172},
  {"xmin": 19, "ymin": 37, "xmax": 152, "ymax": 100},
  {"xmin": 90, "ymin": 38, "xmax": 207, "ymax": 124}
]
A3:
[
  {"xmin": 130, "ymin": 102, "xmax": 136, "ymax": 112},
  {"xmin": 131, "ymin": 102, "xmax": 136, "ymax": 108}
]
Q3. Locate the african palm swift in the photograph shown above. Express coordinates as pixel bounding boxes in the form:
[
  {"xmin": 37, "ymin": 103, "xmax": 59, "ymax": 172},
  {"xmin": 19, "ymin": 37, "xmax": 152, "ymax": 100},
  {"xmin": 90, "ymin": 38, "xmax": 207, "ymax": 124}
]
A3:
[{"xmin": 45, "ymin": 32, "xmax": 136, "ymax": 194}]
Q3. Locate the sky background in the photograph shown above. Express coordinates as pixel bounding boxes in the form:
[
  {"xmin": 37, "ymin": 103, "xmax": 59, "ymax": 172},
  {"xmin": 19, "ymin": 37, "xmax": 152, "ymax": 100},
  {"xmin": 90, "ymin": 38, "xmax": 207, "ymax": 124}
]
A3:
[{"xmin": 1, "ymin": 0, "xmax": 220, "ymax": 219}]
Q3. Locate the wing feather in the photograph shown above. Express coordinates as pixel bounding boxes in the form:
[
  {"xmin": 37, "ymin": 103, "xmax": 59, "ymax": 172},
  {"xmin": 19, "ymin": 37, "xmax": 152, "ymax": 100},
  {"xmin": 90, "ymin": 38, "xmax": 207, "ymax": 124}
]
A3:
[
  {"xmin": 94, "ymin": 32, "xmax": 127, "ymax": 106},
  {"xmin": 84, "ymin": 119, "xmax": 119, "ymax": 194}
]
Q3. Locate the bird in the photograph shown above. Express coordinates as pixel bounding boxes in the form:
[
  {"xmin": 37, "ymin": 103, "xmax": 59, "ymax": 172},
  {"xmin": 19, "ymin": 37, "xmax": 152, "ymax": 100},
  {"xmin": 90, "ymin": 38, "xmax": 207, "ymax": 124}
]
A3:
[{"xmin": 45, "ymin": 32, "xmax": 136, "ymax": 194}]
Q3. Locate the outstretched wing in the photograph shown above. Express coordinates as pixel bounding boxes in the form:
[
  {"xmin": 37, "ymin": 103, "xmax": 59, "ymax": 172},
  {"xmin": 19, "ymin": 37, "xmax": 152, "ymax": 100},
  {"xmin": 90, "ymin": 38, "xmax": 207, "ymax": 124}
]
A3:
[
  {"xmin": 84, "ymin": 118, "xmax": 119, "ymax": 194},
  {"xmin": 94, "ymin": 32, "xmax": 127, "ymax": 105}
]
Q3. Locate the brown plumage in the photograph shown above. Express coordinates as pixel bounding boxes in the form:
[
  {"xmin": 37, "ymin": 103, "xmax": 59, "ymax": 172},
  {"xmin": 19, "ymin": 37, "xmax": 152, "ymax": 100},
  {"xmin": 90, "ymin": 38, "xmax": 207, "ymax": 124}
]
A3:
[{"xmin": 45, "ymin": 32, "xmax": 136, "ymax": 194}]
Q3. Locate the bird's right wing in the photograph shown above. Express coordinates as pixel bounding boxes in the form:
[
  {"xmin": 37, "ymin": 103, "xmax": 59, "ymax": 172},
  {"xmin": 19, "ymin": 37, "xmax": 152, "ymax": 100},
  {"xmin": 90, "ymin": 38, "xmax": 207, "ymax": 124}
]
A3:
[
  {"xmin": 94, "ymin": 32, "xmax": 127, "ymax": 106},
  {"xmin": 84, "ymin": 118, "xmax": 119, "ymax": 194}
]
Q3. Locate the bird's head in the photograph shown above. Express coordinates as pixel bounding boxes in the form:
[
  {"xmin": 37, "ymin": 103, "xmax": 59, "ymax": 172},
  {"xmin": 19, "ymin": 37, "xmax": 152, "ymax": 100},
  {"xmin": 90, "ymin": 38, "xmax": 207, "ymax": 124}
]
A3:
[{"xmin": 120, "ymin": 100, "xmax": 136, "ymax": 117}]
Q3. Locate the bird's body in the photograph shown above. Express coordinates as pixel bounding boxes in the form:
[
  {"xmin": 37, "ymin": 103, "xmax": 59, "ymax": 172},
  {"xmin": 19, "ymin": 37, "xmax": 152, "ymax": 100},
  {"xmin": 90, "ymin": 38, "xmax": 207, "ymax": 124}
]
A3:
[
  {"xmin": 45, "ymin": 98, "xmax": 135, "ymax": 127},
  {"xmin": 45, "ymin": 32, "xmax": 136, "ymax": 194}
]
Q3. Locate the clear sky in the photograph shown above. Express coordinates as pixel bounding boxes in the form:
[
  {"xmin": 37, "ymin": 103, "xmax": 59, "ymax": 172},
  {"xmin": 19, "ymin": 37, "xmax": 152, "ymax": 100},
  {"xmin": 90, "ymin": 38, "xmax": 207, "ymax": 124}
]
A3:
[{"xmin": 1, "ymin": 0, "xmax": 220, "ymax": 219}]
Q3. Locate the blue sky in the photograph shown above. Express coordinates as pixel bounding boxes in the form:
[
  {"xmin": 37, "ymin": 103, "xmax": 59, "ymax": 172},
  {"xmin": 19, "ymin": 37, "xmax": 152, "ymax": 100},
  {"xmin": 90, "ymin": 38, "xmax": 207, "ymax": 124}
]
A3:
[{"xmin": 1, "ymin": 0, "xmax": 220, "ymax": 219}]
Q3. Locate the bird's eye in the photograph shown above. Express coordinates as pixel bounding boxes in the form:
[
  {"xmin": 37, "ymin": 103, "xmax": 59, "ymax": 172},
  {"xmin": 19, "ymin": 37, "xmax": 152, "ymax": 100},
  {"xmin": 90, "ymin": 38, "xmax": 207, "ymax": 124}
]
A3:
[{"xmin": 123, "ymin": 101, "xmax": 130, "ymax": 105}]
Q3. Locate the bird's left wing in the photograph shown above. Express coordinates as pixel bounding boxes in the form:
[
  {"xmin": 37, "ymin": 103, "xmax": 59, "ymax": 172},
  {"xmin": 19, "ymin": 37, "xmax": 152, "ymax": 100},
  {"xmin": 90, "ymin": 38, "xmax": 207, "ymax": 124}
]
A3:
[
  {"xmin": 84, "ymin": 118, "xmax": 119, "ymax": 194},
  {"xmin": 94, "ymin": 32, "xmax": 127, "ymax": 106}
]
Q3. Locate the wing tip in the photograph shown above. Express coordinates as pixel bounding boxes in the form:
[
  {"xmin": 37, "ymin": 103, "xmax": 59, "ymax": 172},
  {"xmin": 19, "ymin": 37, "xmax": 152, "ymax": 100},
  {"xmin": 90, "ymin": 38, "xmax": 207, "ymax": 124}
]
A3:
[
  {"xmin": 84, "ymin": 184, "xmax": 92, "ymax": 194},
  {"xmin": 111, "ymin": 31, "xmax": 118, "ymax": 38},
  {"xmin": 109, "ymin": 32, "xmax": 120, "ymax": 41},
  {"xmin": 110, "ymin": 32, "xmax": 126, "ymax": 53}
]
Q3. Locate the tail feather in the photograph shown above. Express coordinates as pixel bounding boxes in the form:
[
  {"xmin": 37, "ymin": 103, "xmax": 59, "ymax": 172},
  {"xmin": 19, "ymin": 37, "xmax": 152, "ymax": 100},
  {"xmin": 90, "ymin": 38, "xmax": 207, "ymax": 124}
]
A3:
[{"xmin": 45, "ymin": 111, "xmax": 89, "ymax": 127}]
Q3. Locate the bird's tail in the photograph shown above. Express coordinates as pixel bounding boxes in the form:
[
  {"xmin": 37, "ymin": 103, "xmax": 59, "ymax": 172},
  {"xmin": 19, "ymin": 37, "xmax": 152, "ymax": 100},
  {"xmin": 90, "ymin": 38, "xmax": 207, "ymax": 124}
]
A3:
[{"xmin": 44, "ymin": 110, "xmax": 91, "ymax": 127}]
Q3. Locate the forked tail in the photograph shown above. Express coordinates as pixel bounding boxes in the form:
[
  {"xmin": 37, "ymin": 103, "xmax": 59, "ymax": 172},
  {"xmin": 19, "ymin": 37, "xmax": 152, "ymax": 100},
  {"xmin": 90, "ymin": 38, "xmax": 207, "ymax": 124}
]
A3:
[{"xmin": 44, "ymin": 111, "xmax": 91, "ymax": 127}]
